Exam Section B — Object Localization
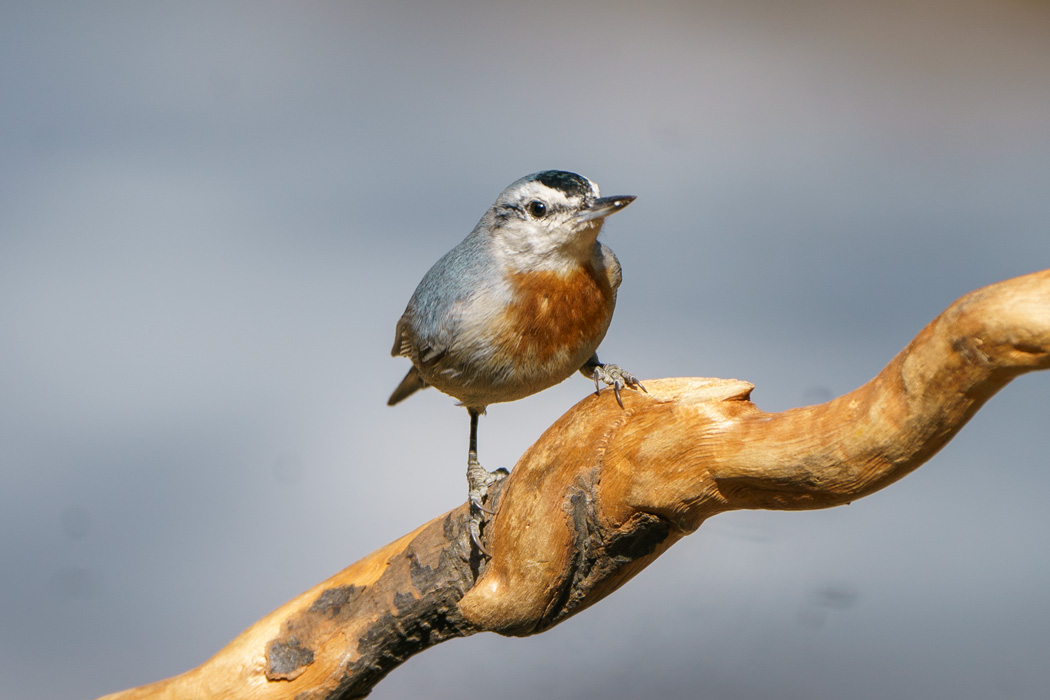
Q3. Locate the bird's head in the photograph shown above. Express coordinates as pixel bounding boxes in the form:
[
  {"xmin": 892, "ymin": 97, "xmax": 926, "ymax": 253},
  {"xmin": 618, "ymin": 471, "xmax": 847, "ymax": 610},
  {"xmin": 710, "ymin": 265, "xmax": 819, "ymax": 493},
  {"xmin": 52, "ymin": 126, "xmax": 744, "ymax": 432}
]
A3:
[{"xmin": 482, "ymin": 170, "xmax": 634, "ymax": 269}]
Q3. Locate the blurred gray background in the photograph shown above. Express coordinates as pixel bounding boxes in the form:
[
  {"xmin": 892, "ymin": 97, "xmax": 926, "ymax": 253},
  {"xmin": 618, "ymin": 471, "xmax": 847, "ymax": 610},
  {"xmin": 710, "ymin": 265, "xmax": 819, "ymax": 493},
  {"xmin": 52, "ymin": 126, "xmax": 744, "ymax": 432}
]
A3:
[{"xmin": 2, "ymin": 1, "xmax": 1049, "ymax": 698}]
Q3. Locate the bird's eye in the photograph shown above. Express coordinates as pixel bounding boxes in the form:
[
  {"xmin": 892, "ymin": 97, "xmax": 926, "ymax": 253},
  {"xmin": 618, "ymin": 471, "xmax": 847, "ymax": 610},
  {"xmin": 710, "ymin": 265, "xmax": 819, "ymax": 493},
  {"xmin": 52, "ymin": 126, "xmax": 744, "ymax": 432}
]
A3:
[{"xmin": 526, "ymin": 200, "xmax": 547, "ymax": 218}]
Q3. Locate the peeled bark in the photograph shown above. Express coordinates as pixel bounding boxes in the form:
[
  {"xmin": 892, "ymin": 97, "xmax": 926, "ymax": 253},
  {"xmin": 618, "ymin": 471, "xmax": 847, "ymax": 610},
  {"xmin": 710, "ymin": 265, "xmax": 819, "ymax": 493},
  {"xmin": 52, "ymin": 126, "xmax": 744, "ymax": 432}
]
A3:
[{"xmin": 98, "ymin": 269, "xmax": 1050, "ymax": 700}]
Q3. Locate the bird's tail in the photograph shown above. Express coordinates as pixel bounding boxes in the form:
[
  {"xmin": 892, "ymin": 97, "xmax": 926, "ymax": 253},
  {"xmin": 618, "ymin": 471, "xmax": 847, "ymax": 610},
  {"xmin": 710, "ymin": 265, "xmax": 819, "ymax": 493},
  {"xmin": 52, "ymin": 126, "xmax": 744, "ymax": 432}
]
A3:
[{"xmin": 387, "ymin": 366, "xmax": 428, "ymax": 406}]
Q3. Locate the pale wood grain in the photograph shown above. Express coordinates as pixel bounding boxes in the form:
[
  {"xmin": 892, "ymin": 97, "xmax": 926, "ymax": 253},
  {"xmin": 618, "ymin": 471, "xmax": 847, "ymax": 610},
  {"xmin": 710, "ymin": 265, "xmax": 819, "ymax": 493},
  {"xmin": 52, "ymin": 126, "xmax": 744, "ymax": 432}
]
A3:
[{"xmin": 99, "ymin": 269, "xmax": 1050, "ymax": 699}]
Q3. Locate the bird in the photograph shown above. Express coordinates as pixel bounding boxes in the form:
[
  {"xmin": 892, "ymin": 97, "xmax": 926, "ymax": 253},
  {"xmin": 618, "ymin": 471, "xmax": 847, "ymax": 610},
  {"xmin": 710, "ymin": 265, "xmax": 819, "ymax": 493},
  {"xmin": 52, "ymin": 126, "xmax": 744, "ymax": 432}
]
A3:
[{"xmin": 388, "ymin": 170, "xmax": 643, "ymax": 554}]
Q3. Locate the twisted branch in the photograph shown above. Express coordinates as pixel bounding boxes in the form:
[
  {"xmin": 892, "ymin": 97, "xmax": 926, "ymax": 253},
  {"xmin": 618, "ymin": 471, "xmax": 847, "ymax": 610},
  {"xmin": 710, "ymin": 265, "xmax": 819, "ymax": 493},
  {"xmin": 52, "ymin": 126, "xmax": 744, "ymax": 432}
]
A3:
[{"xmin": 99, "ymin": 269, "xmax": 1050, "ymax": 699}]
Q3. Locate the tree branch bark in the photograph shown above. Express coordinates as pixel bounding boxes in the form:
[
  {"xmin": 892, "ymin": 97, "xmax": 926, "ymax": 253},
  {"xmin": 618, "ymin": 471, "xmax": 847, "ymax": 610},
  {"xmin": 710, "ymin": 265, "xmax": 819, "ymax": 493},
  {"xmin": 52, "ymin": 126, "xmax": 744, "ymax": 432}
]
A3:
[{"xmin": 98, "ymin": 269, "xmax": 1050, "ymax": 700}]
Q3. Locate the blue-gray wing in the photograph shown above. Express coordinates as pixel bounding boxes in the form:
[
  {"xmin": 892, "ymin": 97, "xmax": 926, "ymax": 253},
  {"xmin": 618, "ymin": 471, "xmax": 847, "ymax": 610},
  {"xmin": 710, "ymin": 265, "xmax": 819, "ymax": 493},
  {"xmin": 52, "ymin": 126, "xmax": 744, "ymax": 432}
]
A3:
[
  {"xmin": 390, "ymin": 233, "xmax": 495, "ymax": 366},
  {"xmin": 595, "ymin": 241, "xmax": 622, "ymax": 291}
]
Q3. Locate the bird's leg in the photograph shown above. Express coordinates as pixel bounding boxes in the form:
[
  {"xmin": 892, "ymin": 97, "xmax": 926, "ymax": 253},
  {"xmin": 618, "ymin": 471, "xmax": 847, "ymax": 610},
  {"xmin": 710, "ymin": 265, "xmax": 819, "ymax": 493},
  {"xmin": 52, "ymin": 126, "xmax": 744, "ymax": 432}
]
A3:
[
  {"xmin": 580, "ymin": 354, "xmax": 647, "ymax": 409},
  {"xmin": 465, "ymin": 408, "xmax": 507, "ymax": 556}
]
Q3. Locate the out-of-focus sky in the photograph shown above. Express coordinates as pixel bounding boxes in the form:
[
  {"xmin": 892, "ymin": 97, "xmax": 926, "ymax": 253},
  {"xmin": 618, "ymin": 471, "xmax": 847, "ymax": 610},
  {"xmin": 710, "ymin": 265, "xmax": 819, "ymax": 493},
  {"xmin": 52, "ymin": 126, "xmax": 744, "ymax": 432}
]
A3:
[{"xmin": 2, "ymin": 2, "xmax": 1048, "ymax": 698}]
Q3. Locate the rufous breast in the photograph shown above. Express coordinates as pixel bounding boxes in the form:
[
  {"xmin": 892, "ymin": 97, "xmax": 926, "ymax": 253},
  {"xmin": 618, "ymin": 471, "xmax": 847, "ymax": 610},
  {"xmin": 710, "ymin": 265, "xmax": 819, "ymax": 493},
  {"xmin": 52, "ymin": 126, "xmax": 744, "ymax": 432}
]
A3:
[{"xmin": 497, "ymin": 262, "xmax": 615, "ymax": 371}]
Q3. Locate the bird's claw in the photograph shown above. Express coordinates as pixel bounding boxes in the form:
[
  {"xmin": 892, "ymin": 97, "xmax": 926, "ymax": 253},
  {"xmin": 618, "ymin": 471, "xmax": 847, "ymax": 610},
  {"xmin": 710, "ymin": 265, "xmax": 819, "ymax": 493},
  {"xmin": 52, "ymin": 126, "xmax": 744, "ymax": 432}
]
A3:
[
  {"xmin": 469, "ymin": 519, "xmax": 489, "ymax": 557},
  {"xmin": 467, "ymin": 460, "xmax": 508, "ymax": 557},
  {"xmin": 591, "ymin": 363, "xmax": 646, "ymax": 408}
]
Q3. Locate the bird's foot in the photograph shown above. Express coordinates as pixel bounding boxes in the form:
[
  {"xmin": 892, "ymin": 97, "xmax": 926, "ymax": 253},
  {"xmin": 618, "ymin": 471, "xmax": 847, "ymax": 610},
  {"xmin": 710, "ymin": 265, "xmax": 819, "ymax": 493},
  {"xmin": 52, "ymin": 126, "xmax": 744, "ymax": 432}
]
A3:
[
  {"xmin": 591, "ymin": 363, "xmax": 647, "ymax": 408},
  {"xmin": 467, "ymin": 458, "xmax": 508, "ymax": 556}
]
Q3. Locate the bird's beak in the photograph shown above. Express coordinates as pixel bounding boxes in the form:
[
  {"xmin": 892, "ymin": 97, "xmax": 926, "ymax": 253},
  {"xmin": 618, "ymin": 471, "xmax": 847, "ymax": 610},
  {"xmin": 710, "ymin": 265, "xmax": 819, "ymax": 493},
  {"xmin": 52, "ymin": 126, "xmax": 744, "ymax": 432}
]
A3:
[{"xmin": 577, "ymin": 195, "xmax": 636, "ymax": 224}]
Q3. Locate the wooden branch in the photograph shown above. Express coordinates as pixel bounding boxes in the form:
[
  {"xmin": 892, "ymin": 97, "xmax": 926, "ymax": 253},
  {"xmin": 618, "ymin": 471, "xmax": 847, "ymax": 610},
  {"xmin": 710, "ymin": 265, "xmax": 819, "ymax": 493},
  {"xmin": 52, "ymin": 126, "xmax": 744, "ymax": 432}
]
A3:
[{"xmin": 98, "ymin": 269, "xmax": 1050, "ymax": 700}]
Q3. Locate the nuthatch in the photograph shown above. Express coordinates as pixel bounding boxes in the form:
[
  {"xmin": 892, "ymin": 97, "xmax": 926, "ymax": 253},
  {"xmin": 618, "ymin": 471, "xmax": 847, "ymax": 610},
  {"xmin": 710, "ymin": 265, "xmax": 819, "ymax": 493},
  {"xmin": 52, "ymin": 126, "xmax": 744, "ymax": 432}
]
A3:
[{"xmin": 388, "ymin": 170, "xmax": 643, "ymax": 553}]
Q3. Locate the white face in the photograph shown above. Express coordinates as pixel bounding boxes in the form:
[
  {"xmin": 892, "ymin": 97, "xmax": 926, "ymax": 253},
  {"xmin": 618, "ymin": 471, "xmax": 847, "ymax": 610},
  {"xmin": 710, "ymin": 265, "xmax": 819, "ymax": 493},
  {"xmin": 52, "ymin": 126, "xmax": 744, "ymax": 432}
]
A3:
[{"xmin": 485, "ymin": 176, "xmax": 604, "ymax": 271}]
